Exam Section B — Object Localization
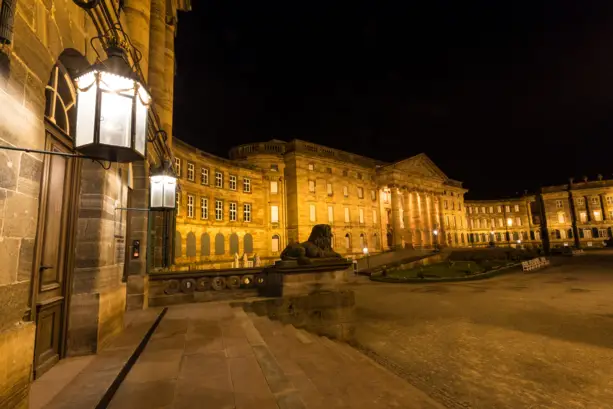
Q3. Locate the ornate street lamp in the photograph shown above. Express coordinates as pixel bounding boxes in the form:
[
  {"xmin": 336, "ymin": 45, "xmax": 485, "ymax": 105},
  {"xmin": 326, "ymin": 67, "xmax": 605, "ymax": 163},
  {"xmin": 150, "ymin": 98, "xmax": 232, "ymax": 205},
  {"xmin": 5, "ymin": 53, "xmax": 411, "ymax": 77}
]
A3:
[
  {"xmin": 74, "ymin": 40, "xmax": 151, "ymax": 163},
  {"xmin": 150, "ymin": 160, "xmax": 177, "ymax": 211}
]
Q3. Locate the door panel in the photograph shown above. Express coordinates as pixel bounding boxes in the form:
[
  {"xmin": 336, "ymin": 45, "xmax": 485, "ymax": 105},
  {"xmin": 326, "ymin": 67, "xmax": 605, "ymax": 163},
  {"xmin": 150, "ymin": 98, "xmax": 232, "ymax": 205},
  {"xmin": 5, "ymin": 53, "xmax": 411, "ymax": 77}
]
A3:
[{"xmin": 33, "ymin": 130, "xmax": 75, "ymax": 379}]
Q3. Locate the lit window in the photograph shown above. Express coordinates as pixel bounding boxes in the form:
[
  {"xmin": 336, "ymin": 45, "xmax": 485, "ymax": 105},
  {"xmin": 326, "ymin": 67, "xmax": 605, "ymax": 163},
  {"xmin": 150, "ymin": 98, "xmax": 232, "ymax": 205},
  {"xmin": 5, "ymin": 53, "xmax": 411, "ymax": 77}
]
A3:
[
  {"xmin": 371, "ymin": 190, "xmax": 376, "ymax": 201},
  {"xmin": 579, "ymin": 211, "xmax": 587, "ymax": 223},
  {"xmin": 229, "ymin": 202, "xmax": 237, "ymax": 221},
  {"xmin": 560, "ymin": 229, "xmax": 567, "ymax": 239},
  {"xmin": 475, "ymin": 207, "xmax": 479, "ymax": 214},
  {"xmin": 243, "ymin": 178, "xmax": 251, "ymax": 192},
  {"xmin": 557, "ymin": 212, "xmax": 565, "ymax": 223},
  {"xmin": 229, "ymin": 175, "xmax": 237, "ymax": 190},
  {"xmin": 359, "ymin": 208, "xmax": 364, "ymax": 224},
  {"xmin": 271, "ymin": 205, "xmax": 279, "ymax": 223},
  {"xmin": 535, "ymin": 230, "xmax": 541, "ymax": 240},
  {"xmin": 270, "ymin": 180, "xmax": 278, "ymax": 193},
  {"xmin": 507, "ymin": 218, "xmax": 513, "ymax": 226},
  {"xmin": 201, "ymin": 197, "xmax": 208, "ymax": 219},
  {"xmin": 451, "ymin": 202, "xmax": 455, "ymax": 210},
  {"xmin": 481, "ymin": 207, "xmax": 486, "ymax": 214},
  {"xmin": 489, "ymin": 206, "xmax": 493, "ymax": 213},
  {"xmin": 308, "ymin": 180, "xmax": 316, "ymax": 193},
  {"xmin": 446, "ymin": 215, "xmax": 451, "ymax": 227},
  {"xmin": 555, "ymin": 200, "xmax": 563, "ymax": 209},
  {"xmin": 215, "ymin": 171, "xmax": 223, "ymax": 188},
  {"xmin": 243, "ymin": 203, "xmax": 251, "ymax": 222},
  {"xmin": 599, "ymin": 229, "xmax": 608, "ymax": 238},
  {"xmin": 343, "ymin": 186, "xmax": 349, "ymax": 197},
  {"xmin": 475, "ymin": 219, "xmax": 480, "ymax": 228},
  {"xmin": 444, "ymin": 200, "xmax": 448, "ymax": 210},
  {"xmin": 452, "ymin": 215, "xmax": 457, "ymax": 227},
  {"xmin": 308, "ymin": 163, "xmax": 314, "ymax": 171},
  {"xmin": 309, "ymin": 204, "xmax": 316, "ymax": 222},
  {"xmin": 201, "ymin": 168, "xmax": 209, "ymax": 185},
  {"xmin": 469, "ymin": 207, "xmax": 473, "ymax": 214},
  {"xmin": 606, "ymin": 196, "xmax": 613, "ymax": 205},
  {"xmin": 174, "ymin": 158, "xmax": 181, "ymax": 177},
  {"xmin": 577, "ymin": 197, "xmax": 585, "ymax": 206},
  {"xmin": 372, "ymin": 209, "xmax": 377, "ymax": 224},
  {"xmin": 483, "ymin": 219, "xmax": 488, "ymax": 228},
  {"xmin": 327, "ymin": 182, "xmax": 333, "ymax": 196},
  {"xmin": 516, "ymin": 217, "xmax": 522, "ymax": 226},
  {"xmin": 215, "ymin": 200, "xmax": 223, "ymax": 221},
  {"xmin": 491, "ymin": 218, "xmax": 495, "ymax": 228},
  {"xmin": 344, "ymin": 207, "xmax": 350, "ymax": 222},
  {"xmin": 270, "ymin": 164, "xmax": 279, "ymax": 172},
  {"xmin": 187, "ymin": 195, "xmax": 194, "ymax": 218},
  {"xmin": 584, "ymin": 229, "xmax": 592, "ymax": 239},
  {"xmin": 358, "ymin": 187, "xmax": 364, "ymax": 199},
  {"xmin": 498, "ymin": 218, "xmax": 503, "ymax": 227},
  {"xmin": 328, "ymin": 206, "xmax": 334, "ymax": 222},
  {"xmin": 497, "ymin": 206, "xmax": 502, "ymax": 213},
  {"xmin": 609, "ymin": 210, "xmax": 613, "ymax": 219},
  {"xmin": 594, "ymin": 210, "xmax": 602, "ymax": 221},
  {"xmin": 591, "ymin": 197, "xmax": 599, "ymax": 205},
  {"xmin": 345, "ymin": 233, "xmax": 351, "ymax": 249},
  {"xmin": 187, "ymin": 163, "xmax": 194, "ymax": 181},
  {"xmin": 505, "ymin": 205, "xmax": 510, "ymax": 212},
  {"xmin": 359, "ymin": 234, "xmax": 365, "ymax": 249},
  {"xmin": 272, "ymin": 235, "xmax": 280, "ymax": 252},
  {"xmin": 514, "ymin": 205, "xmax": 519, "ymax": 212}
]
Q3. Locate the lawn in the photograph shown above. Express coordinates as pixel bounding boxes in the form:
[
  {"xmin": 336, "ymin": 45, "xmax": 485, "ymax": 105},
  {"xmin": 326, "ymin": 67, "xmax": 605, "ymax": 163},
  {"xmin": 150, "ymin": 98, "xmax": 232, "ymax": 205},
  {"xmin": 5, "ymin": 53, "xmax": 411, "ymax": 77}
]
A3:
[{"xmin": 387, "ymin": 260, "xmax": 508, "ymax": 279}]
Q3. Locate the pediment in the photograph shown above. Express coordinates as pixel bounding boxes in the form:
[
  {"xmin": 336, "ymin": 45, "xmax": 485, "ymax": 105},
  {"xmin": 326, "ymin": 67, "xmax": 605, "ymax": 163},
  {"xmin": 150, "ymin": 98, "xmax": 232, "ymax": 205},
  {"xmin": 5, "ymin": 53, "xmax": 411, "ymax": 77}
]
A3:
[{"xmin": 392, "ymin": 153, "xmax": 448, "ymax": 181}]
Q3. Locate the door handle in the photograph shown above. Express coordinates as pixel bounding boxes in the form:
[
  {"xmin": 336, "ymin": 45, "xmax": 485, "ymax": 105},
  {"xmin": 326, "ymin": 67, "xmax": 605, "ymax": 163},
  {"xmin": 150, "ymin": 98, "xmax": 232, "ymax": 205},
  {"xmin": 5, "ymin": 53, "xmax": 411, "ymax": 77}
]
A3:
[{"xmin": 39, "ymin": 265, "xmax": 53, "ymax": 271}]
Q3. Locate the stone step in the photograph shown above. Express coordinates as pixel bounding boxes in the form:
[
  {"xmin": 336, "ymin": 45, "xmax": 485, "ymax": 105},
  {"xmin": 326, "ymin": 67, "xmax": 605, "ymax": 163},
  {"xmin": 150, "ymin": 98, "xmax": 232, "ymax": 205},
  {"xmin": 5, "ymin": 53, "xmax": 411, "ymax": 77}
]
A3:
[{"xmin": 246, "ymin": 311, "xmax": 445, "ymax": 409}]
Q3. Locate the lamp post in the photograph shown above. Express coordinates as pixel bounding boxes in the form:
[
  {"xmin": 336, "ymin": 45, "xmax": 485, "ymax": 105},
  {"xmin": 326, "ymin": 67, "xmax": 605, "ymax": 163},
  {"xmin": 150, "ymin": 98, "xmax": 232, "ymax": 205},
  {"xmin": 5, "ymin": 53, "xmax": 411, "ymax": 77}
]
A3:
[
  {"xmin": 362, "ymin": 247, "xmax": 370, "ymax": 271},
  {"xmin": 490, "ymin": 230, "xmax": 495, "ymax": 247},
  {"xmin": 433, "ymin": 229, "xmax": 439, "ymax": 251}
]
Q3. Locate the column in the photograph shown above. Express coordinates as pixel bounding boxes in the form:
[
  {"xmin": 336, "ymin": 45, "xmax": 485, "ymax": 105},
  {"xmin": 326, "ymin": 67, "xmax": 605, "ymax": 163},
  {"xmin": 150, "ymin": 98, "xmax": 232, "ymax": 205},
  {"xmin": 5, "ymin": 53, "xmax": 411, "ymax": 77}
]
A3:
[
  {"xmin": 425, "ymin": 192, "xmax": 433, "ymax": 246},
  {"xmin": 403, "ymin": 189, "xmax": 414, "ymax": 247},
  {"xmin": 123, "ymin": 0, "xmax": 152, "ymax": 80},
  {"xmin": 390, "ymin": 187, "xmax": 403, "ymax": 249},
  {"xmin": 437, "ymin": 194, "xmax": 447, "ymax": 246},
  {"xmin": 600, "ymin": 194, "xmax": 608, "ymax": 221}
]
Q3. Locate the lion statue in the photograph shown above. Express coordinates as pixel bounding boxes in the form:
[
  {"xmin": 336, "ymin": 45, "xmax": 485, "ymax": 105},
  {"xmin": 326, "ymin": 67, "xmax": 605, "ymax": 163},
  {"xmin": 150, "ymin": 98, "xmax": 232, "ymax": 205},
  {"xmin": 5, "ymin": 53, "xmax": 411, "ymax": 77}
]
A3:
[{"xmin": 281, "ymin": 224, "xmax": 342, "ymax": 263}]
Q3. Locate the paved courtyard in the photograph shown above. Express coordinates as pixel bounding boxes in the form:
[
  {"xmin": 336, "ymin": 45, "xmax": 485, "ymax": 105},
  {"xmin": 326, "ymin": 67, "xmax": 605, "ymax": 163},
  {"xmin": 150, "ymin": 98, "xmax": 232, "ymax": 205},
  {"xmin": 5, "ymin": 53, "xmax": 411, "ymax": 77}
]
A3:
[{"xmin": 351, "ymin": 252, "xmax": 613, "ymax": 408}]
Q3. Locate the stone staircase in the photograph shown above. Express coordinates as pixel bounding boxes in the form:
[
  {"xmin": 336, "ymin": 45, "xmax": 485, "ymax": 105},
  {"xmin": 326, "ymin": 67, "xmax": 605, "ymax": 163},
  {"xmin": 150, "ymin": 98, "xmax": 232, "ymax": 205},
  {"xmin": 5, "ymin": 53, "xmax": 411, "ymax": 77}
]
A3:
[{"xmin": 31, "ymin": 302, "xmax": 443, "ymax": 409}]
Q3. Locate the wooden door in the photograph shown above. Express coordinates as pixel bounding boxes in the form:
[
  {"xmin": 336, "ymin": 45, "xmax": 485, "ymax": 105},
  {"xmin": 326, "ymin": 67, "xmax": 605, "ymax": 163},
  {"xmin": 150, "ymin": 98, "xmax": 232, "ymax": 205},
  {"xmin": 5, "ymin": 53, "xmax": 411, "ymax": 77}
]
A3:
[{"xmin": 32, "ymin": 129, "xmax": 78, "ymax": 379}]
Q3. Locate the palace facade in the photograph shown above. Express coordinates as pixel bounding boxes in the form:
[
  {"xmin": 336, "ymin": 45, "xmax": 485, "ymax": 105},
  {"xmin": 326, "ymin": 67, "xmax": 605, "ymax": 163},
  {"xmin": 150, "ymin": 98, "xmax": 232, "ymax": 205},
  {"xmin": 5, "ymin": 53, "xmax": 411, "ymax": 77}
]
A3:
[{"xmin": 174, "ymin": 140, "xmax": 613, "ymax": 268}]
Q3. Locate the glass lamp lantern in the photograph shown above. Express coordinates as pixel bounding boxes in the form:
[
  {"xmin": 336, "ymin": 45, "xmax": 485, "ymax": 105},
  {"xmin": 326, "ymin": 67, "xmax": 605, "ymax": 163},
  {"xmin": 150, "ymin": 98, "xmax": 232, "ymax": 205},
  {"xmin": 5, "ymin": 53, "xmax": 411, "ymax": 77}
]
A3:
[
  {"xmin": 150, "ymin": 162, "xmax": 177, "ymax": 210},
  {"xmin": 74, "ymin": 44, "xmax": 151, "ymax": 163}
]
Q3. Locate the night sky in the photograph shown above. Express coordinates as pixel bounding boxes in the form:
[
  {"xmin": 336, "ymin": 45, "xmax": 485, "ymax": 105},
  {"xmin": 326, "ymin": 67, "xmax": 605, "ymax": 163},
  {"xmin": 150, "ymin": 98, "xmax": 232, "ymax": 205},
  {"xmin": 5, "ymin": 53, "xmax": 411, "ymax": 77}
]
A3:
[{"xmin": 174, "ymin": 1, "xmax": 613, "ymax": 199}]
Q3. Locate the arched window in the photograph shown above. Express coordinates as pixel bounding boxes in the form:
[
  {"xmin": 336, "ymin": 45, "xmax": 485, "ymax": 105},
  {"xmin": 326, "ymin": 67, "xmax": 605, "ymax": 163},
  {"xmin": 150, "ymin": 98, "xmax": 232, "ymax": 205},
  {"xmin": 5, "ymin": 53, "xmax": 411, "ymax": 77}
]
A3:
[
  {"xmin": 230, "ymin": 233, "xmax": 239, "ymax": 255},
  {"xmin": 512, "ymin": 232, "xmax": 519, "ymax": 241},
  {"xmin": 186, "ymin": 232, "xmax": 196, "ymax": 257},
  {"xmin": 461, "ymin": 233, "xmax": 465, "ymax": 244},
  {"xmin": 271, "ymin": 235, "xmax": 280, "ymax": 253},
  {"xmin": 345, "ymin": 233, "xmax": 351, "ymax": 250},
  {"xmin": 45, "ymin": 64, "xmax": 77, "ymax": 136},
  {"xmin": 373, "ymin": 233, "xmax": 380, "ymax": 249},
  {"xmin": 201, "ymin": 233, "xmax": 210, "ymax": 256},
  {"xmin": 215, "ymin": 233, "xmax": 225, "ymax": 255},
  {"xmin": 175, "ymin": 232, "xmax": 182, "ymax": 258},
  {"xmin": 359, "ymin": 233, "xmax": 365, "ymax": 249},
  {"xmin": 244, "ymin": 233, "xmax": 254, "ymax": 253}
]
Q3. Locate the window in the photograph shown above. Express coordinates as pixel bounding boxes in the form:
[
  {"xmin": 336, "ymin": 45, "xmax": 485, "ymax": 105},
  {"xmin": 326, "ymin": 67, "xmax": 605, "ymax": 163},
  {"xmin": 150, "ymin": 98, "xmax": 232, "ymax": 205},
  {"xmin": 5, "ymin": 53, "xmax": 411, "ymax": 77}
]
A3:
[
  {"xmin": 483, "ymin": 219, "xmax": 488, "ymax": 228},
  {"xmin": 270, "ymin": 164, "xmax": 279, "ymax": 172},
  {"xmin": 357, "ymin": 173, "xmax": 362, "ymax": 180},
  {"xmin": 580, "ymin": 211, "xmax": 587, "ymax": 223},
  {"xmin": 373, "ymin": 209, "xmax": 377, "ymax": 224},
  {"xmin": 359, "ymin": 208, "xmax": 364, "ymax": 224},
  {"xmin": 344, "ymin": 207, "xmax": 350, "ymax": 222},
  {"xmin": 343, "ymin": 186, "xmax": 349, "ymax": 197},
  {"xmin": 516, "ymin": 217, "xmax": 522, "ymax": 226},
  {"xmin": 505, "ymin": 205, "xmax": 510, "ymax": 212},
  {"xmin": 446, "ymin": 215, "xmax": 451, "ymax": 227},
  {"xmin": 270, "ymin": 180, "xmax": 278, "ymax": 194},
  {"xmin": 187, "ymin": 163, "xmax": 194, "ymax": 181},
  {"xmin": 342, "ymin": 170, "xmax": 348, "ymax": 177},
  {"xmin": 229, "ymin": 202, "xmax": 237, "ymax": 221},
  {"xmin": 187, "ymin": 195, "xmax": 194, "ymax": 218},
  {"xmin": 215, "ymin": 200, "xmax": 223, "ymax": 221},
  {"xmin": 326, "ymin": 167, "xmax": 332, "ymax": 173},
  {"xmin": 469, "ymin": 207, "xmax": 473, "ymax": 214},
  {"xmin": 308, "ymin": 180, "xmax": 316, "ymax": 193},
  {"xmin": 489, "ymin": 206, "xmax": 494, "ymax": 213},
  {"xmin": 591, "ymin": 197, "xmax": 599, "ymax": 205},
  {"xmin": 498, "ymin": 218, "xmax": 503, "ymax": 227},
  {"xmin": 272, "ymin": 235, "xmax": 280, "ymax": 252},
  {"xmin": 475, "ymin": 207, "xmax": 479, "ymax": 214},
  {"xmin": 475, "ymin": 219, "xmax": 480, "ymax": 228},
  {"xmin": 607, "ymin": 196, "xmax": 613, "ymax": 205},
  {"xmin": 345, "ymin": 233, "xmax": 351, "ymax": 249},
  {"xmin": 271, "ymin": 205, "xmax": 279, "ymax": 223},
  {"xmin": 243, "ymin": 203, "xmax": 252, "ymax": 222},
  {"xmin": 201, "ymin": 198, "xmax": 208, "ymax": 219},
  {"xmin": 308, "ymin": 163, "xmax": 314, "ymax": 171},
  {"xmin": 577, "ymin": 197, "xmax": 585, "ymax": 206},
  {"xmin": 514, "ymin": 205, "xmax": 519, "ymax": 212},
  {"xmin": 444, "ymin": 200, "xmax": 448, "ymax": 210},
  {"xmin": 229, "ymin": 175, "xmax": 237, "ymax": 190},
  {"xmin": 201, "ymin": 168, "xmax": 209, "ymax": 185},
  {"xmin": 371, "ymin": 190, "xmax": 376, "ymax": 201},
  {"xmin": 491, "ymin": 218, "xmax": 495, "ymax": 228},
  {"xmin": 555, "ymin": 200, "xmax": 563, "ymax": 209},
  {"xmin": 584, "ymin": 229, "xmax": 592, "ymax": 239},
  {"xmin": 599, "ymin": 229, "xmax": 608, "ymax": 238},
  {"xmin": 358, "ymin": 187, "xmax": 364, "ymax": 199},
  {"xmin": 481, "ymin": 207, "xmax": 486, "ymax": 214},
  {"xmin": 359, "ymin": 234, "xmax": 365, "ymax": 249},
  {"xmin": 507, "ymin": 218, "xmax": 513, "ymax": 226},
  {"xmin": 327, "ymin": 182, "xmax": 333, "ymax": 196},
  {"xmin": 174, "ymin": 158, "xmax": 181, "ymax": 177},
  {"xmin": 309, "ymin": 204, "xmax": 316, "ymax": 222},
  {"xmin": 176, "ymin": 192, "xmax": 181, "ymax": 214},
  {"xmin": 594, "ymin": 210, "xmax": 602, "ymax": 221},
  {"xmin": 535, "ymin": 230, "xmax": 541, "ymax": 240},
  {"xmin": 243, "ymin": 178, "xmax": 251, "ymax": 192},
  {"xmin": 215, "ymin": 171, "xmax": 223, "ymax": 188},
  {"xmin": 497, "ymin": 206, "xmax": 502, "ymax": 213},
  {"xmin": 453, "ymin": 215, "xmax": 457, "ymax": 227},
  {"xmin": 609, "ymin": 210, "xmax": 613, "ymax": 219},
  {"xmin": 452, "ymin": 202, "xmax": 455, "ymax": 210},
  {"xmin": 557, "ymin": 212, "xmax": 565, "ymax": 223},
  {"xmin": 328, "ymin": 206, "xmax": 334, "ymax": 222}
]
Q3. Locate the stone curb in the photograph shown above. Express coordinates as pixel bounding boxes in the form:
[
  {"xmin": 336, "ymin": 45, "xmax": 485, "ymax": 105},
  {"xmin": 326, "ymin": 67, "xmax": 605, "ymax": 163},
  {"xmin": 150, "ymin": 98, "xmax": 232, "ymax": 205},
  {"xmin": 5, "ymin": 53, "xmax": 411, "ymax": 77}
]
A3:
[{"xmin": 369, "ymin": 263, "xmax": 522, "ymax": 284}]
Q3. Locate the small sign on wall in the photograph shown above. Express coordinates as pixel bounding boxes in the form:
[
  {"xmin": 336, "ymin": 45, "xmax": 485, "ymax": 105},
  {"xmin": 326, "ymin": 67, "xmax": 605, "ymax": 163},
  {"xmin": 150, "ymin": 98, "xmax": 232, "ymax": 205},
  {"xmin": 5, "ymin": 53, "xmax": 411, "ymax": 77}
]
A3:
[{"xmin": 115, "ymin": 238, "xmax": 125, "ymax": 264}]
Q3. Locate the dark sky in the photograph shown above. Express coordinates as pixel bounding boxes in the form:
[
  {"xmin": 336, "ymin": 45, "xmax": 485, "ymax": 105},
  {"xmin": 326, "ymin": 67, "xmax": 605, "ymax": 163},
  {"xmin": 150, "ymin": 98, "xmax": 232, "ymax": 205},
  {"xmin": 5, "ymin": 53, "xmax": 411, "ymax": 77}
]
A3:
[{"xmin": 174, "ymin": 1, "xmax": 613, "ymax": 199}]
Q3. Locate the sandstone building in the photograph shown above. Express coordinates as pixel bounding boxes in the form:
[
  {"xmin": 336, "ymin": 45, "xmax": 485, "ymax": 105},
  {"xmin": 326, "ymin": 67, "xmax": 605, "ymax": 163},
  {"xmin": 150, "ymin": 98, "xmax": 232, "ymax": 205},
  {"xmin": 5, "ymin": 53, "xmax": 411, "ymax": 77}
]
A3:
[{"xmin": 0, "ymin": 0, "xmax": 189, "ymax": 406}]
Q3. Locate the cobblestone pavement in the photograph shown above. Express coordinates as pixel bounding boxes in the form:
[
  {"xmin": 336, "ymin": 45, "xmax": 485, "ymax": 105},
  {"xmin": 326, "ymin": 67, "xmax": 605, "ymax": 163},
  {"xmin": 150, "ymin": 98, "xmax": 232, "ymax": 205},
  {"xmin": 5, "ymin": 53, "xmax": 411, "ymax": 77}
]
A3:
[{"xmin": 351, "ymin": 253, "xmax": 613, "ymax": 409}]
